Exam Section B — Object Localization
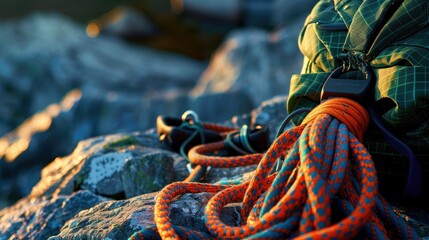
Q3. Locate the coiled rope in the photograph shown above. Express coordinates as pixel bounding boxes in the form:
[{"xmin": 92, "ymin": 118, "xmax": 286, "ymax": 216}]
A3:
[
  {"xmin": 130, "ymin": 97, "xmax": 419, "ymax": 239},
  {"xmin": 178, "ymin": 110, "xmax": 266, "ymax": 183}
]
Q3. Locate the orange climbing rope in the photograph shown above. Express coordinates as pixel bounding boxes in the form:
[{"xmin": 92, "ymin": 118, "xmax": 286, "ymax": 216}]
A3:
[
  {"xmin": 301, "ymin": 98, "xmax": 369, "ymax": 141},
  {"xmin": 183, "ymin": 125, "xmax": 266, "ymax": 182},
  {"xmin": 188, "ymin": 141, "xmax": 263, "ymax": 167},
  {"xmin": 130, "ymin": 97, "xmax": 419, "ymax": 240}
]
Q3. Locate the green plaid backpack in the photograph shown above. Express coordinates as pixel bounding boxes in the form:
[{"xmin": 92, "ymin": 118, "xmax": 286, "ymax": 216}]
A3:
[{"xmin": 287, "ymin": 0, "xmax": 429, "ymax": 200}]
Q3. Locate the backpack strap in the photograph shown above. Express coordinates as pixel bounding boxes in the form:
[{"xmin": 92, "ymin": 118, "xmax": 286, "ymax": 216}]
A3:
[{"xmin": 339, "ymin": 0, "xmax": 428, "ymax": 197}]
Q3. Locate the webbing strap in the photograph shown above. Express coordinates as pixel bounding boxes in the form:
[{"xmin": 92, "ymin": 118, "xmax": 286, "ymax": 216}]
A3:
[{"xmin": 289, "ymin": 66, "xmax": 429, "ymax": 134}]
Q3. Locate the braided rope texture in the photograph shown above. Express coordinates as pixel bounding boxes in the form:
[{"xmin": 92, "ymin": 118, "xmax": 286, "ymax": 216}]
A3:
[
  {"xmin": 181, "ymin": 122, "xmax": 239, "ymax": 182},
  {"xmin": 130, "ymin": 98, "xmax": 419, "ymax": 240}
]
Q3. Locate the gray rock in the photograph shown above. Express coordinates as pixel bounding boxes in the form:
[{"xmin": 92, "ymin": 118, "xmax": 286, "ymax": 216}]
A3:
[
  {"xmin": 0, "ymin": 14, "xmax": 254, "ymax": 201},
  {"xmin": 0, "ymin": 81, "xmax": 284, "ymax": 206},
  {"xmin": 191, "ymin": 23, "xmax": 304, "ymax": 107},
  {"xmin": 50, "ymin": 192, "xmax": 239, "ymax": 239},
  {"xmin": 250, "ymin": 95, "xmax": 289, "ymax": 141},
  {"xmin": 122, "ymin": 153, "xmax": 175, "ymax": 198},
  {"xmin": 28, "ymin": 132, "xmax": 179, "ymax": 199},
  {"xmin": 2, "ymin": 94, "xmax": 429, "ymax": 239},
  {"xmin": 0, "ymin": 191, "xmax": 107, "ymax": 240},
  {"xmin": 26, "ymin": 121, "xmax": 265, "ymax": 201},
  {"xmin": 0, "ymin": 88, "xmax": 253, "ymax": 201},
  {"xmin": 48, "ymin": 193, "xmax": 157, "ymax": 240}
]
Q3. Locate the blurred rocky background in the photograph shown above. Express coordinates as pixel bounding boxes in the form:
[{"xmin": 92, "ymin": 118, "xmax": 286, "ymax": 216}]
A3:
[
  {"xmin": 0, "ymin": 0, "xmax": 313, "ymax": 208},
  {"xmin": 1, "ymin": 0, "xmax": 428, "ymax": 239}
]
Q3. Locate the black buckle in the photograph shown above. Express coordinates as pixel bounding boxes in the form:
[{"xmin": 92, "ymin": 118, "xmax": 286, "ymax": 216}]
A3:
[{"xmin": 321, "ymin": 66, "xmax": 375, "ymax": 103}]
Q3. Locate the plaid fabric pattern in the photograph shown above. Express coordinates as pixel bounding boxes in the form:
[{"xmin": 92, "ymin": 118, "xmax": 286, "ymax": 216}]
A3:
[{"xmin": 288, "ymin": 0, "xmax": 429, "ymax": 177}]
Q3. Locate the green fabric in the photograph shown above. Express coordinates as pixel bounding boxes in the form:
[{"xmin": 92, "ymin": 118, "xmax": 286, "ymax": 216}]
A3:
[{"xmin": 288, "ymin": 0, "xmax": 429, "ymax": 177}]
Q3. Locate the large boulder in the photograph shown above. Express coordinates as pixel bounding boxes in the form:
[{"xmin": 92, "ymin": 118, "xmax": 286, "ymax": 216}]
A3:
[
  {"xmin": 191, "ymin": 19, "xmax": 305, "ymax": 106},
  {"xmin": 28, "ymin": 131, "xmax": 180, "ymax": 200}
]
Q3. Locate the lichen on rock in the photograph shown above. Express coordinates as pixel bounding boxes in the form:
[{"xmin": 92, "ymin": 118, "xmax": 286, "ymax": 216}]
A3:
[
  {"xmin": 103, "ymin": 136, "xmax": 142, "ymax": 151},
  {"xmin": 83, "ymin": 151, "xmax": 133, "ymax": 195}
]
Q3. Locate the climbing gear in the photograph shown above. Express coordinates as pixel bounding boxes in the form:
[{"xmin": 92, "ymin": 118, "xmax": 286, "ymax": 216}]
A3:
[
  {"xmin": 156, "ymin": 110, "xmax": 270, "ymax": 182},
  {"xmin": 130, "ymin": 98, "xmax": 419, "ymax": 239},
  {"xmin": 288, "ymin": 0, "xmax": 429, "ymax": 198},
  {"xmin": 128, "ymin": 0, "xmax": 429, "ymax": 239},
  {"xmin": 320, "ymin": 66, "xmax": 375, "ymax": 103},
  {"xmin": 157, "ymin": 110, "xmax": 233, "ymax": 153}
]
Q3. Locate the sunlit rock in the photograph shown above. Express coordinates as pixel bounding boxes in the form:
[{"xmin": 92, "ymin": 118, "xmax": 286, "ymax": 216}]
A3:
[
  {"xmin": 29, "ymin": 132, "xmax": 177, "ymax": 199},
  {"xmin": 0, "ymin": 88, "xmax": 253, "ymax": 201},
  {"xmin": 0, "ymin": 14, "xmax": 256, "ymax": 203},
  {"xmin": 86, "ymin": 6, "xmax": 158, "ymax": 39},
  {"xmin": 0, "ymin": 90, "xmax": 81, "ymax": 163},
  {"xmin": 191, "ymin": 21, "xmax": 305, "ymax": 106}
]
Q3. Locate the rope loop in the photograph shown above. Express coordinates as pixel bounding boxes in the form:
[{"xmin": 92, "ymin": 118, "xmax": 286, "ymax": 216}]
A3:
[{"xmin": 302, "ymin": 97, "xmax": 369, "ymax": 141}]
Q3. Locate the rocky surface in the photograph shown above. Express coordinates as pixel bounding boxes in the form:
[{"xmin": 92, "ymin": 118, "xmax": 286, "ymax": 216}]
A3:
[
  {"xmin": 0, "ymin": 13, "xmax": 206, "ymax": 137},
  {"xmin": 0, "ymin": 9, "xmax": 302, "ymax": 203},
  {"xmin": 26, "ymin": 96, "xmax": 288, "ymax": 202},
  {"xmin": 0, "ymin": 191, "xmax": 107, "ymax": 240},
  {"xmin": 28, "ymin": 131, "xmax": 179, "ymax": 200},
  {"xmin": 0, "ymin": 13, "xmax": 255, "ymax": 203},
  {"xmin": 49, "ymin": 192, "xmax": 240, "ymax": 239},
  {"xmin": 191, "ymin": 21, "xmax": 305, "ymax": 106},
  {"xmin": 1, "ymin": 94, "xmax": 428, "ymax": 239},
  {"xmin": 0, "ymin": 96, "xmax": 287, "ymax": 239}
]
